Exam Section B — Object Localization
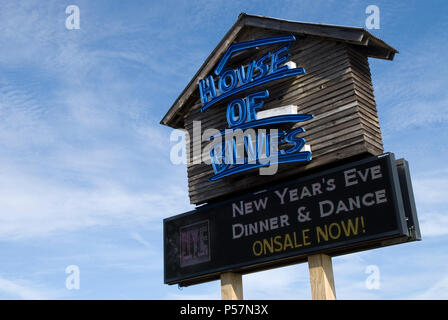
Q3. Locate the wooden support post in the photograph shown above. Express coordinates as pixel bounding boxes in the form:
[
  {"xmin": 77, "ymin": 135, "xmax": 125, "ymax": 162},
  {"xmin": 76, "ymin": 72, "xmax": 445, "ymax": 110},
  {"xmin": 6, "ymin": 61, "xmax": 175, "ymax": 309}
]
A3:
[
  {"xmin": 220, "ymin": 272, "xmax": 243, "ymax": 300},
  {"xmin": 308, "ymin": 254, "xmax": 336, "ymax": 300}
]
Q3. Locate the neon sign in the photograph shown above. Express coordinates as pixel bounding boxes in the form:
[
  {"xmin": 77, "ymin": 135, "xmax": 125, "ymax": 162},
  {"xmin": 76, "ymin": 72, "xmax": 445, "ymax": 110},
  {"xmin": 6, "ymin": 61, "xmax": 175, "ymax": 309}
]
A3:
[{"xmin": 199, "ymin": 35, "xmax": 313, "ymax": 181}]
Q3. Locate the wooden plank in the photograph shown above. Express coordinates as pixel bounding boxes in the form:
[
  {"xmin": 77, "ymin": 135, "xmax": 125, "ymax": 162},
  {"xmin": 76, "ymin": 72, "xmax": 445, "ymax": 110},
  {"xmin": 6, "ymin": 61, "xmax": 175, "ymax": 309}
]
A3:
[
  {"xmin": 347, "ymin": 51, "xmax": 372, "ymax": 77},
  {"xmin": 243, "ymin": 15, "xmax": 365, "ymax": 44},
  {"xmin": 354, "ymin": 82, "xmax": 376, "ymax": 102},
  {"xmin": 186, "ymin": 58, "xmax": 352, "ymax": 115},
  {"xmin": 356, "ymin": 99, "xmax": 380, "ymax": 121},
  {"xmin": 359, "ymin": 117, "xmax": 382, "ymax": 137},
  {"xmin": 186, "ymin": 113, "xmax": 382, "ymax": 183},
  {"xmin": 188, "ymin": 114, "xmax": 364, "ymax": 173},
  {"xmin": 273, "ymin": 69, "xmax": 354, "ymax": 107},
  {"xmin": 186, "ymin": 118, "xmax": 366, "ymax": 177},
  {"xmin": 188, "ymin": 142, "xmax": 370, "ymax": 203},
  {"xmin": 308, "ymin": 254, "xmax": 336, "ymax": 300},
  {"xmin": 310, "ymin": 137, "xmax": 368, "ymax": 160},
  {"xmin": 184, "ymin": 53, "xmax": 355, "ymax": 128},
  {"xmin": 187, "ymin": 135, "xmax": 368, "ymax": 196},
  {"xmin": 186, "ymin": 100, "xmax": 360, "ymax": 149},
  {"xmin": 184, "ymin": 72, "xmax": 354, "ymax": 132},
  {"xmin": 221, "ymin": 272, "xmax": 243, "ymax": 300},
  {"xmin": 186, "ymin": 135, "xmax": 366, "ymax": 185},
  {"xmin": 309, "ymin": 129, "xmax": 366, "ymax": 153},
  {"xmin": 185, "ymin": 105, "xmax": 381, "ymax": 177},
  {"xmin": 363, "ymin": 134, "xmax": 384, "ymax": 153},
  {"xmin": 305, "ymin": 120, "xmax": 363, "ymax": 145},
  {"xmin": 364, "ymin": 139, "xmax": 384, "ymax": 156},
  {"xmin": 186, "ymin": 40, "xmax": 350, "ymax": 107},
  {"xmin": 185, "ymin": 104, "xmax": 364, "ymax": 167}
]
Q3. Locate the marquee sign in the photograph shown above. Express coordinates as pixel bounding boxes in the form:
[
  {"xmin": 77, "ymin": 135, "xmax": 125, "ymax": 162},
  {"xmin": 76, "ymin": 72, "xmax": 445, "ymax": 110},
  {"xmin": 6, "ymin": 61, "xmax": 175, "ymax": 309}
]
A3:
[
  {"xmin": 198, "ymin": 35, "xmax": 313, "ymax": 181},
  {"xmin": 161, "ymin": 15, "xmax": 417, "ymax": 297},
  {"xmin": 164, "ymin": 153, "xmax": 420, "ymax": 285}
]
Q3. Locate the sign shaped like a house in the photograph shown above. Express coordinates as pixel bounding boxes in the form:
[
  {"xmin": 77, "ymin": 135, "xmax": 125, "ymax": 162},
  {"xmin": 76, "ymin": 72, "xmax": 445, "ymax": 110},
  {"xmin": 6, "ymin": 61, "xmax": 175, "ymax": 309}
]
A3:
[{"xmin": 161, "ymin": 14, "xmax": 420, "ymax": 287}]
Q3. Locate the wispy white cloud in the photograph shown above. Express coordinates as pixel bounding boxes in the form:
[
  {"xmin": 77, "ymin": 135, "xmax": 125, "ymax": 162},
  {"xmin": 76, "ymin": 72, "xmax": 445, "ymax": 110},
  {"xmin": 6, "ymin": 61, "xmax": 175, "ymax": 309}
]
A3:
[
  {"xmin": 374, "ymin": 26, "xmax": 448, "ymax": 132},
  {"xmin": 130, "ymin": 232, "xmax": 153, "ymax": 249},
  {"xmin": 414, "ymin": 177, "xmax": 448, "ymax": 206},
  {"xmin": 0, "ymin": 276, "xmax": 57, "ymax": 299},
  {"xmin": 0, "ymin": 162, "xmax": 190, "ymax": 239},
  {"xmin": 410, "ymin": 171, "xmax": 448, "ymax": 237},
  {"xmin": 414, "ymin": 275, "xmax": 448, "ymax": 299},
  {"xmin": 0, "ymin": 0, "xmax": 196, "ymax": 242},
  {"xmin": 419, "ymin": 213, "xmax": 448, "ymax": 237}
]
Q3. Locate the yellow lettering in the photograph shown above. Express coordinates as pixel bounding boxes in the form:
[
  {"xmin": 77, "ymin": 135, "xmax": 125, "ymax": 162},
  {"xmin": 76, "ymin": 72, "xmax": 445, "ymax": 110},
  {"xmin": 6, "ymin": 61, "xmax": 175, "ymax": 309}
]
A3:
[
  {"xmin": 293, "ymin": 231, "xmax": 302, "ymax": 248},
  {"xmin": 302, "ymin": 228, "xmax": 311, "ymax": 246},
  {"xmin": 252, "ymin": 240, "xmax": 262, "ymax": 256},
  {"xmin": 273, "ymin": 235, "xmax": 283, "ymax": 252},
  {"xmin": 263, "ymin": 238, "xmax": 274, "ymax": 255},
  {"xmin": 329, "ymin": 222, "xmax": 341, "ymax": 239},
  {"xmin": 316, "ymin": 225, "xmax": 328, "ymax": 243},
  {"xmin": 284, "ymin": 233, "xmax": 294, "ymax": 250},
  {"xmin": 341, "ymin": 217, "xmax": 359, "ymax": 236}
]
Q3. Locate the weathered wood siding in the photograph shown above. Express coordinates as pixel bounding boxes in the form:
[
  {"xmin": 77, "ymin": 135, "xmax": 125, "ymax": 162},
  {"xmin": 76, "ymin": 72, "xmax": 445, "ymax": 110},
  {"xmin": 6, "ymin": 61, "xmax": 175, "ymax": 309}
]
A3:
[{"xmin": 184, "ymin": 28, "xmax": 383, "ymax": 204}]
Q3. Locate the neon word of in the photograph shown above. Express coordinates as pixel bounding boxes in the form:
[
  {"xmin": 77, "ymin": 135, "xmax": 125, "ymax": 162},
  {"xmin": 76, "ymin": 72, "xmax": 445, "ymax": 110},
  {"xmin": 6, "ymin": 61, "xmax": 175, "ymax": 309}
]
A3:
[{"xmin": 198, "ymin": 36, "xmax": 313, "ymax": 181}]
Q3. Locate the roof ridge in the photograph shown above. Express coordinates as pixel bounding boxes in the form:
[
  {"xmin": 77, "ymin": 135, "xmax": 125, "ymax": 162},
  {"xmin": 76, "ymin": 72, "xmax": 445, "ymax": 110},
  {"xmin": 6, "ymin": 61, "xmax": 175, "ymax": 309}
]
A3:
[{"xmin": 161, "ymin": 14, "xmax": 398, "ymax": 129}]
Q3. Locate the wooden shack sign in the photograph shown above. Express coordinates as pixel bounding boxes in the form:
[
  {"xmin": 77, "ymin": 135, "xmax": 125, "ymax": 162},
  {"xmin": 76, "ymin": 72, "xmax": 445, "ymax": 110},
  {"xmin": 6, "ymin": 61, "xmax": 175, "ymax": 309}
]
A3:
[
  {"xmin": 161, "ymin": 14, "xmax": 399, "ymax": 205},
  {"xmin": 161, "ymin": 14, "xmax": 420, "ymax": 292},
  {"xmin": 164, "ymin": 153, "xmax": 420, "ymax": 285}
]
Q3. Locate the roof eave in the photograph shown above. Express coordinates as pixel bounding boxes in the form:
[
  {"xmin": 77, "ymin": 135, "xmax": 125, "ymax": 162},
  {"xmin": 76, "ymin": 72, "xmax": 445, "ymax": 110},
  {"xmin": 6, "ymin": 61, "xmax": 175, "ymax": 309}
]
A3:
[
  {"xmin": 161, "ymin": 13, "xmax": 398, "ymax": 129},
  {"xmin": 160, "ymin": 14, "xmax": 247, "ymax": 128}
]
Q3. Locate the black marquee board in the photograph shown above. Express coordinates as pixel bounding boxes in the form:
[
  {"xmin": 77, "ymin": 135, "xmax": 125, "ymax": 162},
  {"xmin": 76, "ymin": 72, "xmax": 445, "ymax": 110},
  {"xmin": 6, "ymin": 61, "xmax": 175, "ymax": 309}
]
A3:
[{"xmin": 164, "ymin": 153, "xmax": 420, "ymax": 286}]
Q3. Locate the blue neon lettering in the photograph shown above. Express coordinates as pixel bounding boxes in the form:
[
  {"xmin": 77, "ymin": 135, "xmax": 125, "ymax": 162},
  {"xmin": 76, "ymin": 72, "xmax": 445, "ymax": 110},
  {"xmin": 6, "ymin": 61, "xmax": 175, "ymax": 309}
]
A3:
[
  {"xmin": 200, "ymin": 68, "xmax": 305, "ymax": 112},
  {"xmin": 253, "ymin": 52, "xmax": 271, "ymax": 81},
  {"xmin": 198, "ymin": 75, "xmax": 217, "ymax": 104},
  {"xmin": 256, "ymin": 131, "xmax": 268, "ymax": 161},
  {"xmin": 231, "ymin": 134, "xmax": 245, "ymax": 165},
  {"xmin": 218, "ymin": 69, "xmax": 238, "ymax": 93},
  {"xmin": 198, "ymin": 35, "xmax": 313, "ymax": 181},
  {"xmin": 266, "ymin": 130, "xmax": 286, "ymax": 159},
  {"xmin": 210, "ymin": 142, "xmax": 229, "ymax": 174},
  {"xmin": 237, "ymin": 61, "xmax": 255, "ymax": 84},
  {"xmin": 281, "ymin": 127, "xmax": 306, "ymax": 155},
  {"xmin": 271, "ymin": 44, "xmax": 291, "ymax": 74},
  {"xmin": 226, "ymin": 98, "xmax": 247, "ymax": 127},
  {"xmin": 246, "ymin": 90, "xmax": 269, "ymax": 122},
  {"xmin": 224, "ymin": 137, "xmax": 237, "ymax": 165},
  {"xmin": 208, "ymin": 114, "xmax": 314, "ymax": 140},
  {"xmin": 214, "ymin": 35, "xmax": 296, "ymax": 76},
  {"xmin": 244, "ymin": 134, "xmax": 257, "ymax": 163}
]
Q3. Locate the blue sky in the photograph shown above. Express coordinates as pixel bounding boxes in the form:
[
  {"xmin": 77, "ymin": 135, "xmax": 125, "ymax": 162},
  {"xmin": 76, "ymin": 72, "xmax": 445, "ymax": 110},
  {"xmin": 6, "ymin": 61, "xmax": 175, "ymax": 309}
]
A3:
[{"xmin": 0, "ymin": 0, "xmax": 447, "ymax": 299}]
